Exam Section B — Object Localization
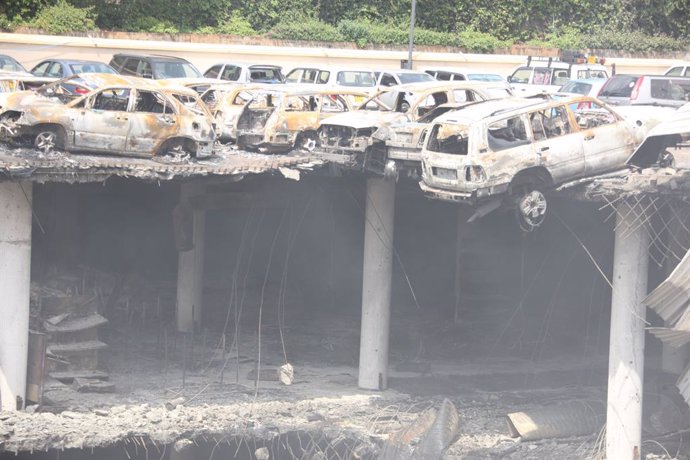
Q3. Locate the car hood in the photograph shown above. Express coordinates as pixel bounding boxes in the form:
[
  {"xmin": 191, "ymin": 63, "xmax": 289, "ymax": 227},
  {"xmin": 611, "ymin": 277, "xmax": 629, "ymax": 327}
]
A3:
[
  {"xmin": 627, "ymin": 110, "xmax": 690, "ymax": 168},
  {"xmin": 320, "ymin": 110, "xmax": 404, "ymax": 129},
  {"xmin": 1, "ymin": 91, "xmax": 64, "ymax": 110}
]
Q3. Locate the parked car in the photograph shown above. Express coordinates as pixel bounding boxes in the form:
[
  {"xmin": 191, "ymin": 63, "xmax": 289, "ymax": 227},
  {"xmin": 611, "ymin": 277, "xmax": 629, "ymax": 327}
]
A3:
[
  {"xmin": 664, "ymin": 63, "xmax": 690, "ymax": 77},
  {"xmin": 29, "ymin": 60, "xmax": 118, "ymax": 95},
  {"xmin": 508, "ymin": 54, "xmax": 609, "ymax": 96},
  {"xmin": 419, "ymin": 96, "xmax": 645, "ymax": 231},
  {"xmin": 204, "ymin": 63, "xmax": 285, "ymax": 84},
  {"xmin": 31, "ymin": 59, "xmax": 117, "ymax": 79},
  {"xmin": 314, "ymin": 81, "xmax": 504, "ymax": 175},
  {"xmin": 109, "ymin": 54, "xmax": 203, "ymax": 80},
  {"xmin": 286, "ymin": 66, "xmax": 377, "ymax": 89},
  {"xmin": 375, "ymin": 69, "xmax": 436, "ymax": 88},
  {"xmin": 235, "ymin": 88, "xmax": 366, "ymax": 153},
  {"xmin": 557, "ymin": 78, "xmax": 607, "ymax": 97},
  {"xmin": 424, "ymin": 68, "xmax": 505, "ymax": 82},
  {"xmin": 200, "ymin": 83, "xmax": 272, "ymax": 142},
  {"xmin": 385, "ymin": 84, "xmax": 514, "ymax": 172},
  {"xmin": 0, "ymin": 55, "xmax": 27, "ymax": 73},
  {"xmin": 597, "ymin": 74, "xmax": 690, "ymax": 108},
  {"xmin": 0, "ymin": 74, "xmax": 215, "ymax": 158}
]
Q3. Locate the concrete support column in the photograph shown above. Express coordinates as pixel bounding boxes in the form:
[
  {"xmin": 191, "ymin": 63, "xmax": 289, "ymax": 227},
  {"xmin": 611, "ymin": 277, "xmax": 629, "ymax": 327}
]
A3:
[
  {"xmin": 359, "ymin": 177, "xmax": 396, "ymax": 390},
  {"xmin": 176, "ymin": 183, "xmax": 206, "ymax": 333},
  {"xmin": 0, "ymin": 181, "xmax": 33, "ymax": 411},
  {"xmin": 606, "ymin": 201, "xmax": 650, "ymax": 460}
]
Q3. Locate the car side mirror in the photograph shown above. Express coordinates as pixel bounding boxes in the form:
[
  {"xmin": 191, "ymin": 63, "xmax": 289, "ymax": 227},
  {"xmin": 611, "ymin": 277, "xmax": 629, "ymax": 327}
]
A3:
[
  {"xmin": 142, "ymin": 72, "xmax": 153, "ymax": 79},
  {"xmin": 507, "ymin": 76, "xmax": 512, "ymax": 83}
]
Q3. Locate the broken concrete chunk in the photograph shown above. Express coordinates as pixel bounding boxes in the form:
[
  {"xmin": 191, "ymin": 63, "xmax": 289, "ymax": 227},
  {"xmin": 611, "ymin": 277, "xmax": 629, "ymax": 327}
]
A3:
[
  {"xmin": 279, "ymin": 363, "xmax": 294, "ymax": 385},
  {"xmin": 164, "ymin": 397, "xmax": 186, "ymax": 411},
  {"xmin": 255, "ymin": 447, "xmax": 270, "ymax": 460},
  {"xmin": 73, "ymin": 378, "xmax": 115, "ymax": 393}
]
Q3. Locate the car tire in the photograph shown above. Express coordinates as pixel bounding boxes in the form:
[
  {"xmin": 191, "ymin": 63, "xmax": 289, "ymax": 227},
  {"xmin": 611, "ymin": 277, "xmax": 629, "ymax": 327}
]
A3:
[
  {"xmin": 295, "ymin": 131, "xmax": 317, "ymax": 152},
  {"xmin": 34, "ymin": 127, "xmax": 62, "ymax": 154},
  {"xmin": 162, "ymin": 139, "xmax": 195, "ymax": 159},
  {"xmin": 515, "ymin": 188, "xmax": 547, "ymax": 232}
]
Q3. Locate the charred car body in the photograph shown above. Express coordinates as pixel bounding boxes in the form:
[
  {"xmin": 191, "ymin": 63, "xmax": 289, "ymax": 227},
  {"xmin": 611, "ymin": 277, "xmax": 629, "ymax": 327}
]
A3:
[
  {"xmin": 314, "ymin": 81, "xmax": 512, "ymax": 175},
  {"xmin": 200, "ymin": 84, "xmax": 271, "ymax": 143},
  {"xmin": 235, "ymin": 88, "xmax": 365, "ymax": 153},
  {"xmin": 419, "ymin": 96, "xmax": 646, "ymax": 230},
  {"xmin": 0, "ymin": 74, "xmax": 215, "ymax": 158}
]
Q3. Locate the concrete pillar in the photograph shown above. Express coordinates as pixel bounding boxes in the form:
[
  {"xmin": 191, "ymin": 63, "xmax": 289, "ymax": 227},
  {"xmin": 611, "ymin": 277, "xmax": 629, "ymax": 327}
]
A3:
[
  {"xmin": 606, "ymin": 201, "xmax": 650, "ymax": 460},
  {"xmin": 176, "ymin": 183, "xmax": 206, "ymax": 333},
  {"xmin": 0, "ymin": 181, "xmax": 33, "ymax": 411},
  {"xmin": 359, "ymin": 177, "xmax": 396, "ymax": 390}
]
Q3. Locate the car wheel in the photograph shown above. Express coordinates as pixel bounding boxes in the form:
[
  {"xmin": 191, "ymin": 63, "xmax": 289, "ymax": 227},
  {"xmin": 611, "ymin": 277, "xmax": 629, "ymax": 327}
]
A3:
[
  {"xmin": 295, "ymin": 132, "xmax": 317, "ymax": 152},
  {"xmin": 162, "ymin": 139, "xmax": 195, "ymax": 160},
  {"xmin": 516, "ymin": 189, "xmax": 547, "ymax": 232},
  {"xmin": 34, "ymin": 128, "xmax": 60, "ymax": 154},
  {"xmin": 399, "ymin": 101, "xmax": 410, "ymax": 112}
]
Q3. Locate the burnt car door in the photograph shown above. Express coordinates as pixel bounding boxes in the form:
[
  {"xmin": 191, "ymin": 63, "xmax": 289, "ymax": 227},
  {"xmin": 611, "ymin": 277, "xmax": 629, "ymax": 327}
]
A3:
[
  {"xmin": 577, "ymin": 101, "xmax": 636, "ymax": 176},
  {"xmin": 526, "ymin": 104, "xmax": 585, "ymax": 183},
  {"xmin": 71, "ymin": 87, "xmax": 131, "ymax": 152},
  {"xmin": 126, "ymin": 89, "xmax": 178, "ymax": 155}
]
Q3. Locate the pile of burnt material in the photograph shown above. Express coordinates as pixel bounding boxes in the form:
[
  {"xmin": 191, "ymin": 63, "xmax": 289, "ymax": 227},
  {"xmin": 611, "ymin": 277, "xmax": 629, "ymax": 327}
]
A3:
[{"xmin": 31, "ymin": 273, "xmax": 113, "ymax": 395}]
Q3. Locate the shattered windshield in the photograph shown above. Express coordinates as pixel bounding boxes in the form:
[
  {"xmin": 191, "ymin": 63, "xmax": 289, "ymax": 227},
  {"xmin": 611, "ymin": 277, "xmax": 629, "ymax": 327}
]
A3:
[
  {"xmin": 358, "ymin": 93, "xmax": 393, "ymax": 111},
  {"xmin": 427, "ymin": 123, "xmax": 470, "ymax": 154}
]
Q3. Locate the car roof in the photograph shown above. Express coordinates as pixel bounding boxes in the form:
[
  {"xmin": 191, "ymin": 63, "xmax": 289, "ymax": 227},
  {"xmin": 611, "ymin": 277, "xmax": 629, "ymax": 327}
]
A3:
[
  {"xmin": 113, "ymin": 53, "xmax": 192, "ymax": 63},
  {"xmin": 287, "ymin": 66, "xmax": 377, "ymax": 73},
  {"xmin": 381, "ymin": 80, "xmax": 499, "ymax": 92},
  {"xmin": 209, "ymin": 62, "xmax": 282, "ymax": 69},
  {"xmin": 562, "ymin": 78, "xmax": 607, "ymax": 84},
  {"xmin": 37, "ymin": 59, "xmax": 109, "ymax": 65},
  {"xmin": 250, "ymin": 87, "xmax": 370, "ymax": 97},
  {"xmin": 424, "ymin": 67, "xmax": 502, "ymax": 75},
  {"xmin": 433, "ymin": 96, "xmax": 577, "ymax": 124},
  {"xmin": 61, "ymin": 73, "xmax": 197, "ymax": 95}
]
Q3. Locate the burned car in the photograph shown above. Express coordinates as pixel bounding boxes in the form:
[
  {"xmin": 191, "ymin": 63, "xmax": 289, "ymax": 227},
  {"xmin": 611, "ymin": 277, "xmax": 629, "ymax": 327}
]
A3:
[
  {"xmin": 386, "ymin": 86, "xmax": 514, "ymax": 173},
  {"xmin": 315, "ymin": 81, "xmax": 511, "ymax": 175},
  {"xmin": 235, "ymin": 88, "xmax": 365, "ymax": 153},
  {"xmin": 419, "ymin": 96, "xmax": 646, "ymax": 230},
  {"xmin": 200, "ymin": 83, "xmax": 271, "ymax": 143},
  {"xmin": 0, "ymin": 74, "xmax": 215, "ymax": 158}
]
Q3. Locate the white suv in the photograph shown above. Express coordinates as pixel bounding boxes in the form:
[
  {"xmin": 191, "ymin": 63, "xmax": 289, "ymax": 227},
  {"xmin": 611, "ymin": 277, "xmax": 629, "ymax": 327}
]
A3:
[
  {"xmin": 508, "ymin": 55, "xmax": 608, "ymax": 97},
  {"xmin": 419, "ymin": 96, "xmax": 639, "ymax": 230}
]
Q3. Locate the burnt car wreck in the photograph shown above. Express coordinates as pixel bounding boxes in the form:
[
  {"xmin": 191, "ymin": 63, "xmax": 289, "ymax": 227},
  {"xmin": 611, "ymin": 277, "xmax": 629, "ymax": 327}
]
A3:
[
  {"xmin": 314, "ymin": 81, "xmax": 513, "ymax": 176},
  {"xmin": 0, "ymin": 74, "xmax": 215, "ymax": 158}
]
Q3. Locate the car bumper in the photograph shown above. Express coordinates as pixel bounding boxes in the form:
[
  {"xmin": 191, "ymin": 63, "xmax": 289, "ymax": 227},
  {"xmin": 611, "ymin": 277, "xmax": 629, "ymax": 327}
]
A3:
[{"xmin": 418, "ymin": 181, "xmax": 510, "ymax": 203}]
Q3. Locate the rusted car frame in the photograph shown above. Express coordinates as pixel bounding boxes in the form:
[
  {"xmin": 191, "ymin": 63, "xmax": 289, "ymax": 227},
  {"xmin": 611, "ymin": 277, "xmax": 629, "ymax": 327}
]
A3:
[
  {"xmin": 419, "ymin": 96, "xmax": 645, "ymax": 230},
  {"xmin": 235, "ymin": 88, "xmax": 366, "ymax": 153},
  {"xmin": 200, "ymin": 83, "xmax": 273, "ymax": 143},
  {"xmin": 0, "ymin": 74, "xmax": 215, "ymax": 158},
  {"xmin": 314, "ymin": 81, "xmax": 514, "ymax": 175}
]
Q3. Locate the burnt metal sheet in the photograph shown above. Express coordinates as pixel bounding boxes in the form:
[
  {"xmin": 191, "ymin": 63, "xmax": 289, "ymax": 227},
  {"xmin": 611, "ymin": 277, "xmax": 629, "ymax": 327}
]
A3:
[
  {"xmin": 506, "ymin": 400, "xmax": 605, "ymax": 441},
  {"xmin": 648, "ymin": 327, "xmax": 690, "ymax": 348},
  {"xmin": 678, "ymin": 366, "xmax": 690, "ymax": 407},
  {"xmin": 643, "ymin": 249, "xmax": 690, "ymax": 324}
]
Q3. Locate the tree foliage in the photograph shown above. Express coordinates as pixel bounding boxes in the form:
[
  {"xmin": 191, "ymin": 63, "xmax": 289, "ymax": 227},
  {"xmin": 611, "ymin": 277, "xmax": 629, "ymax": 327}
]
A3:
[{"xmin": 2, "ymin": 0, "xmax": 689, "ymax": 52}]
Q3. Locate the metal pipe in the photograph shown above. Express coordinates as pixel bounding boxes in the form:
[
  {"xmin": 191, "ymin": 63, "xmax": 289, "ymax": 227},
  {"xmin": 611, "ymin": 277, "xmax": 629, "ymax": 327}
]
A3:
[{"xmin": 407, "ymin": 0, "xmax": 417, "ymax": 69}]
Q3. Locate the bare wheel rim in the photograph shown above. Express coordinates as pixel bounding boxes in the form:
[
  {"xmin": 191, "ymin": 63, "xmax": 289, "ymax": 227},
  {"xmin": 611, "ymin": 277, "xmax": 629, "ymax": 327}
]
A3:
[
  {"xmin": 35, "ymin": 131, "xmax": 57, "ymax": 153},
  {"xmin": 518, "ymin": 190, "xmax": 547, "ymax": 227}
]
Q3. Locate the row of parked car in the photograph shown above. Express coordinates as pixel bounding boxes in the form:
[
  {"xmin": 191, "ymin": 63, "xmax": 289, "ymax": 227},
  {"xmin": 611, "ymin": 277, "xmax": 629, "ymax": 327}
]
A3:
[{"xmin": 0, "ymin": 51, "xmax": 688, "ymax": 231}]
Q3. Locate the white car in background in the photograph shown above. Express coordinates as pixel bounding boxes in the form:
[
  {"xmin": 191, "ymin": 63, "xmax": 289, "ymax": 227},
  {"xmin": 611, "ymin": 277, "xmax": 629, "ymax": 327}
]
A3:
[
  {"xmin": 508, "ymin": 55, "xmax": 609, "ymax": 97},
  {"xmin": 424, "ymin": 68, "xmax": 506, "ymax": 83},
  {"xmin": 203, "ymin": 63, "xmax": 285, "ymax": 84}
]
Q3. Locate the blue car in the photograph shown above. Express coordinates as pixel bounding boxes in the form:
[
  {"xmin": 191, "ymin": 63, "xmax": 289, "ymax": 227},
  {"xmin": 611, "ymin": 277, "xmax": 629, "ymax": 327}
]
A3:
[
  {"xmin": 0, "ymin": 55, "xmax": 27, "ymax": 73},
  {"xmin": 30, "ymin": 59, "xmax": 118, "ymax": 95}
]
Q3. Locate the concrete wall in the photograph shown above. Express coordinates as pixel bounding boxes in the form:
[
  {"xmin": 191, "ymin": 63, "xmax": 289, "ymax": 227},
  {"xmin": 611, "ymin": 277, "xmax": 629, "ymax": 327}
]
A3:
[{"xmin": 1, "ymin": 32, "xmax": 685, "ymax": 77}]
